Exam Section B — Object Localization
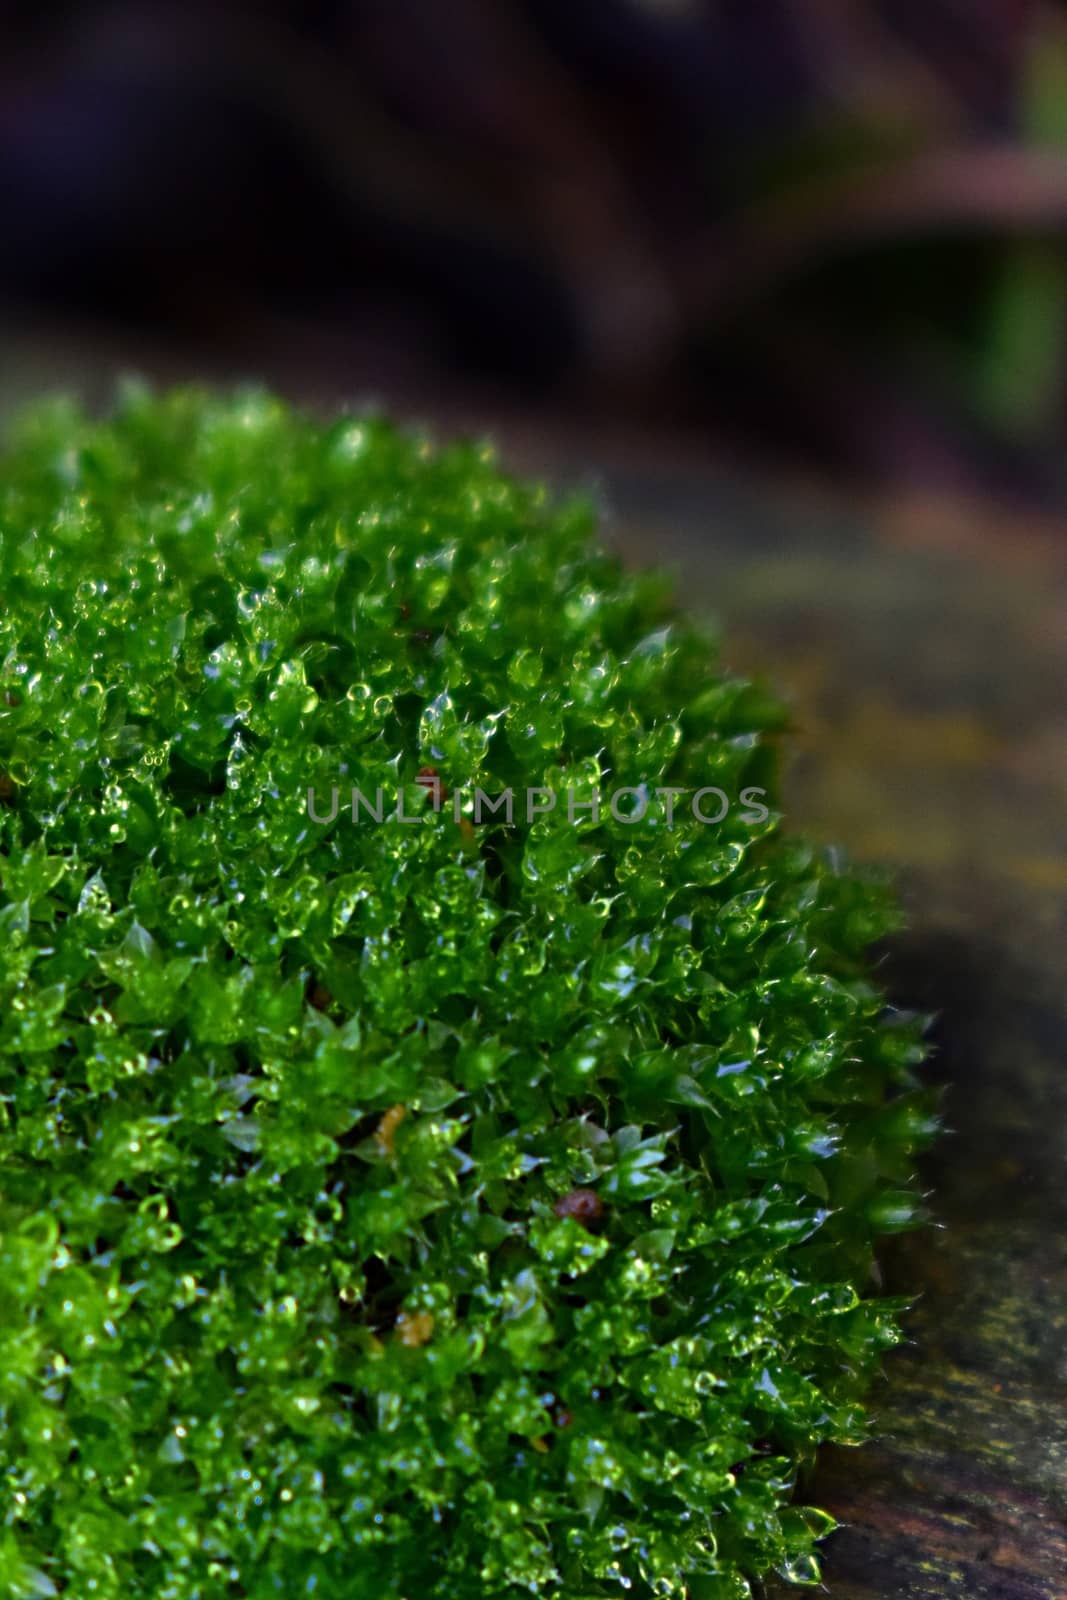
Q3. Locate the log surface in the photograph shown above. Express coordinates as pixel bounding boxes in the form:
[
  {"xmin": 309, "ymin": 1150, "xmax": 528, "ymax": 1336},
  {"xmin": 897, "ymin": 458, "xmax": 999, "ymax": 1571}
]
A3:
[{"xmin": 603, "ymin": 470, "xmax": 1067, "ymax": 1600}]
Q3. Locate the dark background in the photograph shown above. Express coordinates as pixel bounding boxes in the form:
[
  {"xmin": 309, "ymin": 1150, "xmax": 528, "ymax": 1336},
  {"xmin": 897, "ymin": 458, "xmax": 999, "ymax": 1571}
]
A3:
[{"xmin": 4, "ymin": 0, "xmax": 1067, "ymax": 505}]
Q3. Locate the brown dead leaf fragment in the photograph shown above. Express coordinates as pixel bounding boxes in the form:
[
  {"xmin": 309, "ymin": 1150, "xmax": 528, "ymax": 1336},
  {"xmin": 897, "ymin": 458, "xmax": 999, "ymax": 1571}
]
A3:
[
  {"xmin": 375, "ymin": 1103, "xmax": 408, "ymax": 1155},
  {"xmin": 415, "ymin": 765, "xmax": 450, "ymax": 806},
  {"xmin": 395, "ymin": 1310, "xmax": 434, "ymax": 1347},
  {"xmin": 553, "ymin": 1188, "xmax": 604, "ymax": 1228}
]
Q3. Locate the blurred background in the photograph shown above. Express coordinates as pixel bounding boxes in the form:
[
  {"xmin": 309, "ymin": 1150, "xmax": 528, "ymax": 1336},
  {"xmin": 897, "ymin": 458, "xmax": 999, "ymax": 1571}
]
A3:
[{"xmin": 3, "ymin": 0, "xmax": 1067, "ymax": 506}]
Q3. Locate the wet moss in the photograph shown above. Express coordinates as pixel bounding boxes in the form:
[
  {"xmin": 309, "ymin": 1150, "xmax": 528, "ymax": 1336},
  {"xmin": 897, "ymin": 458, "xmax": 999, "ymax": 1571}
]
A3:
[{"xmin": 0, "ymin": 387, "xmax": 932, "ymax": 1598}]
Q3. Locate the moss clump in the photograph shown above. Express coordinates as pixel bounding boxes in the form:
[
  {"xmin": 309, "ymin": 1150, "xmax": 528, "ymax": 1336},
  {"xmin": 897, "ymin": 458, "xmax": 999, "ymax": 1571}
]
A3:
[{"xmin": 0, "ymin": 389, "xmax": 933, "ymax": 1599}]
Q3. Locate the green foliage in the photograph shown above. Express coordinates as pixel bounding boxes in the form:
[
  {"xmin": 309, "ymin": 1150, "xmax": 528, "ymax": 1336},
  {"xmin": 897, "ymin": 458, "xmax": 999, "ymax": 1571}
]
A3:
[{"xmin": 0, "ymin": 388, "xmax": 933, "ymax": 1599}]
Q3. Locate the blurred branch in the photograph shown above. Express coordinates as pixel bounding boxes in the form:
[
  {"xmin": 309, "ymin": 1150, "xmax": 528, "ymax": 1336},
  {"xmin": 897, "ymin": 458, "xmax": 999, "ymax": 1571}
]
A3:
[{"xmin": 679, "ymin": 145, "xmax": 1067, "ymax": 323}]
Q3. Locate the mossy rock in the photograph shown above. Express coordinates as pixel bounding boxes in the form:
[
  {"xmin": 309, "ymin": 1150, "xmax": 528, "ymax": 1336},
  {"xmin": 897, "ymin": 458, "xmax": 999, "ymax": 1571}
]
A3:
[{"xmin": 0, "ymin": 388, "xmax": 932, "ymax": 1599}]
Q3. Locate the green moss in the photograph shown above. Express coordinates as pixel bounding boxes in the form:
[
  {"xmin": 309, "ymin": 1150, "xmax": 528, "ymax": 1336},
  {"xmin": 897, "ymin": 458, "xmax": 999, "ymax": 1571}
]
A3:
[{"xmin": 0, "ymin": 387, "xmax": 933, "ymax": 1599}]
